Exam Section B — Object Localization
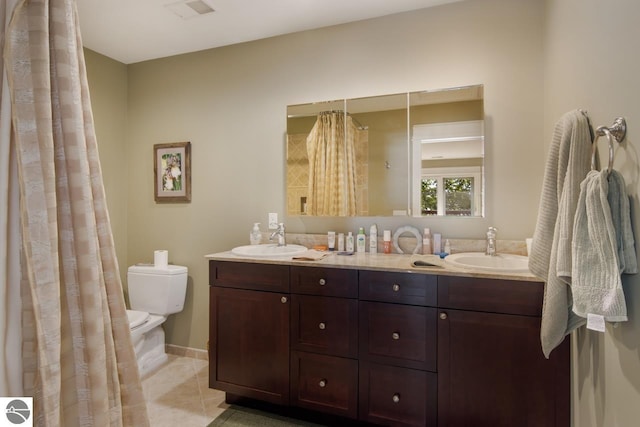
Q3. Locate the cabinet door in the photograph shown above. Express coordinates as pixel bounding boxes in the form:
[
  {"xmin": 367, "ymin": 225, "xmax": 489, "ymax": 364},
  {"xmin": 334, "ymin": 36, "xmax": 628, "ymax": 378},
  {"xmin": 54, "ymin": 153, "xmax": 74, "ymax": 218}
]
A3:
[
  {"xmin": 437, "ymin": 309, "xmax": 569, "ymax": 427},
  {"xmin": 209, "ymin": 286, "xmax": 290, "ymax": 405}
]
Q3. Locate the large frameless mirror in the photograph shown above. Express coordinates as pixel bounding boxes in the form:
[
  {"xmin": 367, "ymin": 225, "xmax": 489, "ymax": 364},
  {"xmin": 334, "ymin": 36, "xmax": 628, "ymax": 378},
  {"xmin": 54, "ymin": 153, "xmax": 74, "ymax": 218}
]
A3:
[{"xmin": 286, "ymin": 84, "xmax": 484, "ymax": 217}]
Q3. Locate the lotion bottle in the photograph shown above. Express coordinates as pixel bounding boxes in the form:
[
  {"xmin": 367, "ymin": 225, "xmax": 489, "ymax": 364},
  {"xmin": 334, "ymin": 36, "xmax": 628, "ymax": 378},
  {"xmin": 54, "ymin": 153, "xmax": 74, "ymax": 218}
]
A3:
[
  {"xmin": 422, "ymin": 228, "xmax": 432, "ymax": 255},
  {"xmin": 356, "ymin": 227, "xmax": 366, "ymax": 253},
  {"xmin": 338, "ymin": 233, "xmax": 345, "ymax": 252},
  {"xmin": 383, "ymin": 230, "xmax": 392, "ymax": 254},
  {"xmin": 369, "ymin": 224, "xmax": 378, "ymax": 254},
  {"xmin": 346, "ymin": 232, "xmax": 354, "ymax": 252}
]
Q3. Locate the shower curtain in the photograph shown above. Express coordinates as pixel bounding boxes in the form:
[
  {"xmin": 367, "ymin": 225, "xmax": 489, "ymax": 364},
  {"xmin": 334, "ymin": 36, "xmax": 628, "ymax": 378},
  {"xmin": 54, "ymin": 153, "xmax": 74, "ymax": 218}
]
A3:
[
  {"xmin": 2, "ymin": 0, "xmax": 148, "ymax": 426},
  {"xmin": 306, "ymin": 111, "xmax": 358, "ymax": 216}
]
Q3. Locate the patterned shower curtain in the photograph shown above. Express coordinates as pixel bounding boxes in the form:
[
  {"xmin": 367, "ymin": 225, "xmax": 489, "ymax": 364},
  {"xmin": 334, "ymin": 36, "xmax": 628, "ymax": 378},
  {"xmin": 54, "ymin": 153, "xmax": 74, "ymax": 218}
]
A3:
[
  {"xmin": 306, "ymin": 112, "xmax": 358, "ymax": 216},
  {"xmin": 3, "ymin": 1, "xmax": 148, "ymax": 426}
]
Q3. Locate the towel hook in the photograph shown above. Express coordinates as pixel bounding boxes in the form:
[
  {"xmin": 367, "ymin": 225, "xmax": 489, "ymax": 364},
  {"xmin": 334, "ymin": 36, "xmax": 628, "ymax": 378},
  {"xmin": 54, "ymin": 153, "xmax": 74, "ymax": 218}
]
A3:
[
  {"xmin": 591, "ymin": 128, "xmax": 615, "ymax": 175},
  {"xmin": 596, "ymin": 117, "xmax": 626, "ymax": 142}
]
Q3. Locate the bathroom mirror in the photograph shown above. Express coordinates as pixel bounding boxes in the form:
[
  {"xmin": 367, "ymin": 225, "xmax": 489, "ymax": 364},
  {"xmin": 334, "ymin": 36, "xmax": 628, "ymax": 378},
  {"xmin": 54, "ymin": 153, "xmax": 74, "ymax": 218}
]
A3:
[{"xmin": 286, "ymin": 84, "xmax": 484, "ymax": 217}]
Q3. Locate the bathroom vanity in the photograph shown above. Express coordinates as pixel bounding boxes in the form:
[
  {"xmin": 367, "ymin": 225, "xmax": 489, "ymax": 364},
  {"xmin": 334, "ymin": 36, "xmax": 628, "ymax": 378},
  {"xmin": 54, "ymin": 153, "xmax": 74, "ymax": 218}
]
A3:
[{"xmin": 207, "ymin": 254, "xmax": 569, "ymax": 427}]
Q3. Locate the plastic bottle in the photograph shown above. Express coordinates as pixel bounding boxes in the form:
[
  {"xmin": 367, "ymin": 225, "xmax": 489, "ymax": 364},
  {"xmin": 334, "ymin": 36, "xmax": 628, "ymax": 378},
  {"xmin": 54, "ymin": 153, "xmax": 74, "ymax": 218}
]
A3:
[
  {"xmin": 250, "ymin": 223, "xmax": 262, "ymax": 245},
  {"xmin": 422, "ymin": 228, "xmax": 432, "ymax": 255},
  {"xmin": 444, "ymin": 239, "xmax": 451, "ymax": 255},
  {"xmin": 369, "ymin": 224, "xmax": 378, "ymax": 254},
  {"xmin": 338, "ymin": 233, "xmax": 345, "ymax": 252},
  {"xmin": 346, "ymin": 232, "xmax": 354, "ymax": 252},
  {"xmin": 383, "ymin": 230, "xmax": 392, "ymax": 254},
  {"xmin": 356, "ymin": 227, "xmax": 366, "ymax": 253},
  {"xmin": 328, "ymin": 231, "xmax": 336, "ymax": 251}
]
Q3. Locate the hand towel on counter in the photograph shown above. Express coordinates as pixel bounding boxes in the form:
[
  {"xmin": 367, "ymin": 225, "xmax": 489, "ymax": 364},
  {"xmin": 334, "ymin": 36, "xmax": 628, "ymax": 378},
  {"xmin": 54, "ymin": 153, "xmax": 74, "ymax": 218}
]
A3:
[
  {"xmin": 292, "ymin": 249, "xmax": 331, "ymax": 261},
  {"xmin": 572, "ymin": 169, "xmax": 637, "ymax": 321},
  {"xmin": 528, "ymin": 110, "xmax": 592, "ymax": 358}
]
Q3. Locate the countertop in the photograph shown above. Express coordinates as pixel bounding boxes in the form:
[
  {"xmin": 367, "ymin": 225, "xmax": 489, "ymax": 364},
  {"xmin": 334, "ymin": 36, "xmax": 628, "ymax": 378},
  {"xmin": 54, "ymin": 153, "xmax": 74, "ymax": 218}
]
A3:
[{"xmin": 205, "ymin": 250, "xmax": 541, "ymax": 282}]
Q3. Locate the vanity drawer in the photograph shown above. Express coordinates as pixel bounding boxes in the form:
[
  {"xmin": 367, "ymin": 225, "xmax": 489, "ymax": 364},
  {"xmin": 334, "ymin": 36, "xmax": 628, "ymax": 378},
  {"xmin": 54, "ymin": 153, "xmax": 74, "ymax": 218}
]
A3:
[
  {"xmin": 359, "ymin": 361, "xmax": 437, "ymax": 427},
  {"xmin": 209, "ymin": 260, "xmax": 289, "ymax": 293},
  {"xmin": 438, "ymin": 276, "xmax": 544, "ymax": 316},
  {"xmin": 291, "ymin": 351, "xmax": 358, "ymax": 419},
  {"xmin": 359, "ymin": 270, "xmax": 436, "ymax": 306},
  {"xmin": 291, "ymin": 295, "xmax": 358, "ymax": 358},
  {"xmin": 291, "ymin": 266, "xmax": 357, "ymax": 298},
  {"xmin": 359, "ymin": 301, "xmax": 437, "ymax": 371}
]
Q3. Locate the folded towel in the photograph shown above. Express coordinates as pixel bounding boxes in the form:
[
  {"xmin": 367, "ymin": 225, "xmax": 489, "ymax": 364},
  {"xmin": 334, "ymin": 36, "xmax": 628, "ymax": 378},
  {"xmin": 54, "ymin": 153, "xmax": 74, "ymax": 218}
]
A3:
[
  {"xmin": 292, "ymin": 250, "xmax": 331, "ymax": 261},
  {"xmin": 528, "ymin": 110, "xmax": 592, "ymax": 358},
  {"xmin": 410, "ymin": 254, "xmax": 446, "ymax": 268},
  {"xmin": 572, "ymin": 169, "xmax": 636, "ymax": 321}
]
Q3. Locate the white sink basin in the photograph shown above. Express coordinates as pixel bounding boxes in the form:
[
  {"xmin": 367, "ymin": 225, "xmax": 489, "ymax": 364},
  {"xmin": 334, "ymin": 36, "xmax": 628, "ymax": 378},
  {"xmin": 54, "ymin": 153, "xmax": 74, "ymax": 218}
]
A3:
[
  {"xmin": 445, "ymin": 252, "xmax": 530, "ymax": 273},
  {"xmin": 231, "ymin": 243, "xmax": 308, "ymax": 258}
]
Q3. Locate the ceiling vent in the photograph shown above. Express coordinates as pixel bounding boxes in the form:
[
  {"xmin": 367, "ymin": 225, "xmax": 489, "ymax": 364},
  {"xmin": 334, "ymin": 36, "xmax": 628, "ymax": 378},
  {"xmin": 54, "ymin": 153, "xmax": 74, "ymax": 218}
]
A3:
[{"xmin": 165, "ymin": 0, "xmax": 215, "ymax": 20}]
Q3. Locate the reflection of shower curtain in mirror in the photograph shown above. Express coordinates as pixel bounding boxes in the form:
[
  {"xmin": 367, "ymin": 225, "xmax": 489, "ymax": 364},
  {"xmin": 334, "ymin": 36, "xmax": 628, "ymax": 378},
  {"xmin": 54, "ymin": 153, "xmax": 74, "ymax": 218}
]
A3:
[{"xmin": 306, "ymin": 112, "xmax": 357, "ymax": 216}]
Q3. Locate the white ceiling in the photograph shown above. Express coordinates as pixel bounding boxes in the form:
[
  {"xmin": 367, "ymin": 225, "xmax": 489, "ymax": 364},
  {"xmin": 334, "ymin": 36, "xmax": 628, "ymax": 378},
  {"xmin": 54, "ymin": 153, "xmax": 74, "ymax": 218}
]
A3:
[{"xmin": 77, "ymin": 0, "xmax": 462, "ymax": 64}]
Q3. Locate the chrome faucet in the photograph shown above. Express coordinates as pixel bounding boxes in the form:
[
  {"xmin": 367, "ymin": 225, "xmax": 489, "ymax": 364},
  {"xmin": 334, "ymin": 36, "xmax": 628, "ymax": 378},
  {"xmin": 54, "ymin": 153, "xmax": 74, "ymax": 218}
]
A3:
[
  {"xmin": 486, "ymin": 226, "xmax": 497, "ymax": 256},
  {"xmin": 270, "ymin": 223, "xmax": 286, "ymax": 246}
]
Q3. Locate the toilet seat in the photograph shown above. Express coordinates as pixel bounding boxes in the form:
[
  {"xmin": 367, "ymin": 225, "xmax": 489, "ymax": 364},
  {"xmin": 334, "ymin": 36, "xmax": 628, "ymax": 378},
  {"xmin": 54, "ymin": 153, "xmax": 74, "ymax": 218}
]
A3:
[{"xmin": 127, "ymin": 309, "xmax": 150, "ymax": 330}]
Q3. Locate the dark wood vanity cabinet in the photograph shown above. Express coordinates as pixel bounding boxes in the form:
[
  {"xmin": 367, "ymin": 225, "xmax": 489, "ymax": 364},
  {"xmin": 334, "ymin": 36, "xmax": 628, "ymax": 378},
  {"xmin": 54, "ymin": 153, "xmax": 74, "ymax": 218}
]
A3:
[
  {"xmin": 209, "ymin": 261, "xmax": 290, "ymax": 405},
  {"xmin": 437, "ymin": 276, "xmax": 570, "ymax": 427},
  {"xmin": 209, "ymin": 260, "xmax": 569, "ymax": 427}
]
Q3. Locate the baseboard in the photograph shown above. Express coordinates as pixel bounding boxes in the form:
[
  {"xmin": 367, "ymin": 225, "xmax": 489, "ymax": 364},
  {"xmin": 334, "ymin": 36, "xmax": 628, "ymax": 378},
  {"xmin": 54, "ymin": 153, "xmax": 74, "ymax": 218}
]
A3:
[{"xmin": 165, "ymin": 344, "xmax": 208, "ymax": 361}]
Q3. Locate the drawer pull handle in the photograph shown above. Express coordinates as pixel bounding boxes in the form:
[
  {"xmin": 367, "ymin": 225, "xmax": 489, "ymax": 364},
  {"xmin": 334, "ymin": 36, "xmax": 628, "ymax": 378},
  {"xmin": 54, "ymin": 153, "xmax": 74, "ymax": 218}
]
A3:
[
  {"xmin": 392, "ymin": 332, "xmax": 400, "ymax": 340},
  {"xmin": 392, "ymin": 283, "xmax": 400, "ymax": 292},
  {"xmin": 392, "ymin": 393, "xmax": 401, "ymax": 403},
  {"xmin": 319, "ymin": 278, "xmax": 326, "ymax": 286},
  {"xmin": 319, "ymin": 379, "xmax": 327, "ymax": 388},
  {"xmin": 439, "ymin": 312, "xmax": 448, "ymax": 320},
  {"xmin": 281, "ymin": 296, "xmax": 288, "ymax": 304},
  {"xmin": 319, "ymin": 322, "xmax": 326, "ymax": 330}
]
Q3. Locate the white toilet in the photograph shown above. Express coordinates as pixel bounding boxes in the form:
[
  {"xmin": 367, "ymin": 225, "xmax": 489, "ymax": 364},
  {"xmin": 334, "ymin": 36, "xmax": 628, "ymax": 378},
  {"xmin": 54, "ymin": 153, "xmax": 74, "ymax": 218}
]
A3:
[{"xmin": 126, "ymin": 264, "xmax": 188, "ymax": 377}]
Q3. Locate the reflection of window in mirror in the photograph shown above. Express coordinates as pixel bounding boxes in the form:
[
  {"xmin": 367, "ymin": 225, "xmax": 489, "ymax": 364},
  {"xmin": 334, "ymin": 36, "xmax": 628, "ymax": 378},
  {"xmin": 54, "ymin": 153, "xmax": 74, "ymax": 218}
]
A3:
[{"xmin": 410, "ymin": 85, "xmax": 484, "ymax": 217}]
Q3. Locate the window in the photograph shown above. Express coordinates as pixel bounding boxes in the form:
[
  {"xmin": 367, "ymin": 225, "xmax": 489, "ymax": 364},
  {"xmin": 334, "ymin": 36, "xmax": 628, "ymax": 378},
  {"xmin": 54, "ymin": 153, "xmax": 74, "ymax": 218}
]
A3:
[{"xmin": 421, "ymin": 167, "xmax": 481, "ymax": 216}]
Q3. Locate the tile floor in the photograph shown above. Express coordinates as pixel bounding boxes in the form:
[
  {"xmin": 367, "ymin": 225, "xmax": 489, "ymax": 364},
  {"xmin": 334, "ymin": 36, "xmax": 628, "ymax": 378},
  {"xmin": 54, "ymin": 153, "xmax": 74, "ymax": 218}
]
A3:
[{"xmin": 142, "ymin": 354, "xmax": 228, "ymax": 427}]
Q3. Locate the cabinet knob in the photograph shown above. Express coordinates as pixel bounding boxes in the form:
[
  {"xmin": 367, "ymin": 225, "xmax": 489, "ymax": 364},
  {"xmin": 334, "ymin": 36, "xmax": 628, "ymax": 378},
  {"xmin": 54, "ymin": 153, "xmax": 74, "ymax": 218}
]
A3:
[
  {"xmin": 319, "ymin": 379, "xmax": 327, "ymax": 388},
  {"xmin": 392, "ymin": 332, "xmax": 400, "ymax": 340},
  {"xmin": 319, "ymin": 278, "xmax": 326, "ymax": 286},
  {"xmin": 392, "ymin": 283, "xmax": 400, "ymax": 292},
  {"xmin": 439, "ymin": 312, "xmax": 448, "ymax": 320},
  {"xmin": 392, "ymin": 393, "xmax": 401, "ymax": 403},
  {"xmin": 281, "ymin": 296, "xmax": 288, "ymax": 304},
  {"xmin": 319, "ymin": 322, "xmax": 326, "ymax": 330}
]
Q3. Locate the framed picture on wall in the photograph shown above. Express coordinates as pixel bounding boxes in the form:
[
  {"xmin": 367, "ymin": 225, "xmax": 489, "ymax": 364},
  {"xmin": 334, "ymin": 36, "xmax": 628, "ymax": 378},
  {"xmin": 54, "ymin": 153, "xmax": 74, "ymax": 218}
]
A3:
[{"xmin": 154, "ymin": 141, "xmax": 191, "ymax": 202}]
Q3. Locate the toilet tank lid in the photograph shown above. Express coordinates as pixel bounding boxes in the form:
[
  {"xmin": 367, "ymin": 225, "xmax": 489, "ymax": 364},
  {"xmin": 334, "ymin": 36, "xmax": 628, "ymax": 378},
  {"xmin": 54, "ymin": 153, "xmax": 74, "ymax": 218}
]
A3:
[{"xmin": 128, "ymin": 264, "xmax": 187, "ymax": 275}]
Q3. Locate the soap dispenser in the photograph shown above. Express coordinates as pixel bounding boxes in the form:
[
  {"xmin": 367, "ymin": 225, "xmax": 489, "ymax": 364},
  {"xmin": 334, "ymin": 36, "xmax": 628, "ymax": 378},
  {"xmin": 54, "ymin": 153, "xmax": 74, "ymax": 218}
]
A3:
[{"xmin": 250, "ymin": 223, "xmax": 262, "ymax": 245}]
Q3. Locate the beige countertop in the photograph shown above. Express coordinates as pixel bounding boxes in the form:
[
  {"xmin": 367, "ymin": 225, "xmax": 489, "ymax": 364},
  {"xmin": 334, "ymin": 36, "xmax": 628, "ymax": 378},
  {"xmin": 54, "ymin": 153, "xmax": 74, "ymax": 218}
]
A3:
[{"xmin": 205, "ymin": 250, "xmax": 541, "ymax": 282}]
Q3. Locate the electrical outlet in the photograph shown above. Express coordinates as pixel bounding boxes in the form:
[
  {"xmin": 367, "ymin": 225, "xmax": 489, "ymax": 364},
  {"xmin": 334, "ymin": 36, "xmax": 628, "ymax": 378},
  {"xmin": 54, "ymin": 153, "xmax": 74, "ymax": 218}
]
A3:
[{"xmin": 268, "ymin": 213, "xmax": 278, "ymax": 229}]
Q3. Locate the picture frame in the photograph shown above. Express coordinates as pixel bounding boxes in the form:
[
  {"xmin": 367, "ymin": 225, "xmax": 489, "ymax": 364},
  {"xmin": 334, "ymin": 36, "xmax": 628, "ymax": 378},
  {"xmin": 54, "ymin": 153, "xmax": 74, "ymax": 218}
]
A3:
[{"xmin": 154, "ymin": 141, "xmax": 191, "ymax": 203}]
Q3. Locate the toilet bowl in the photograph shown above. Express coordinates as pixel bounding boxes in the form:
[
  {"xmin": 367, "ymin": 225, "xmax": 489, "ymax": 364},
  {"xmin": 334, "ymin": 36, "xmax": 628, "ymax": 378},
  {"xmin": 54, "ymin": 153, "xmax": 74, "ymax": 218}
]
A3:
[{"xmin": 126, "ymin": 264, "xmax": 188, "ymax": 377}]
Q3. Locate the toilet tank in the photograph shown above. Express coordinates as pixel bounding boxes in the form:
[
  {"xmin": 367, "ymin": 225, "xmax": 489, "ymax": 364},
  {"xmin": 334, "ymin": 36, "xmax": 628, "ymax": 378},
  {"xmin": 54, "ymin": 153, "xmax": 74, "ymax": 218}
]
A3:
[{"xmin": 127, "ymin": 264, "xmax": 188, "ymax": 315}]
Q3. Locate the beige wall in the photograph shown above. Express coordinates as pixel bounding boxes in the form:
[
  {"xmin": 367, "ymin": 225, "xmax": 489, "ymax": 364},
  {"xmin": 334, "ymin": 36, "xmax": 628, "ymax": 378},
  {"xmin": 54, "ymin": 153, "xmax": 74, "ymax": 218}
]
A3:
[
  {"xmin": 84, "ymin": 49, "xmax": 129, "ymax": 287},
  {"xmin": 544, "ymin": 0, "xmax": 640, "ymax": 425}
]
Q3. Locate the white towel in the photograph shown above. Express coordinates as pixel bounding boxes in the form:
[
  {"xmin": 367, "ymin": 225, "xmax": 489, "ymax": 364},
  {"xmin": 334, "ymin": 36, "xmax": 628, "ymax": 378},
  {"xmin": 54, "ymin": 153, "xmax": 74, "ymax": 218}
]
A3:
[
  {"xmin": 529, "ymin": 110, "xmax": 592, "ymax": 358},
  {"xmin": 572, "ymin": 169, "xmax": 636, "ymax": 320}
]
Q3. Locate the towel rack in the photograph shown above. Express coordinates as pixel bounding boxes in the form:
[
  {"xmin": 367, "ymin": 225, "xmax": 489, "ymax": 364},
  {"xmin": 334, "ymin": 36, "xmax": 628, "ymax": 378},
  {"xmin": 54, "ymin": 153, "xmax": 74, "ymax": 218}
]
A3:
[{"xmin": 590, "ymin": 117, "xmax": 627, "ymax": 174}]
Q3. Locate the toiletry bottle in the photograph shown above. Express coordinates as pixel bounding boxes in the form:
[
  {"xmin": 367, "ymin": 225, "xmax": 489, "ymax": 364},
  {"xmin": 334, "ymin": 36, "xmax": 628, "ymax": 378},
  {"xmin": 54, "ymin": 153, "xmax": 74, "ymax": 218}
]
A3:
[
  {"xmin": 383, "ymin": 230, "xmax": 392, "ymax": 254},
  {"xmin": 356, "ymin": 227, "xmax": 366, "ymax": 253},
  {"xmin": 369, "ymin": 224, "xmax": 378, "ymax": 254},
  {"xmin": 346, "ymin": 232, "xmax": 354, "ymax": 252},
  {"xmin": 433, "ymin": 232, "xmax": 442, "ymax": 254},
  {"xmin": 338, "ymin": 233, "xmax": 345, "ymax": 252},
  {"xmin": 422, "ymin": 228, "xmax": 432, "ymax": 255},
  {"xmin": 444, "ymin": 239, "xmax": 451, "ymax": 255},
  {"xmin": 328, "ymin": 231, "xmax": 336, "ymax": 251},
  {"xmin": 250, "ymin": 223, "xmax": 262, "ymax": 245}
]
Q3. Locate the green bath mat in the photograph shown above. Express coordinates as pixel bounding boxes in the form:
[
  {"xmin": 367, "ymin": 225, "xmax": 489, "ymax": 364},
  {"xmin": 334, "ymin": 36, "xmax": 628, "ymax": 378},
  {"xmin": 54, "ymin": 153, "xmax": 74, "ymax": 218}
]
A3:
[{"xmin": 208, "ymin": 405, "xmax": 326, "ymax": 427}]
